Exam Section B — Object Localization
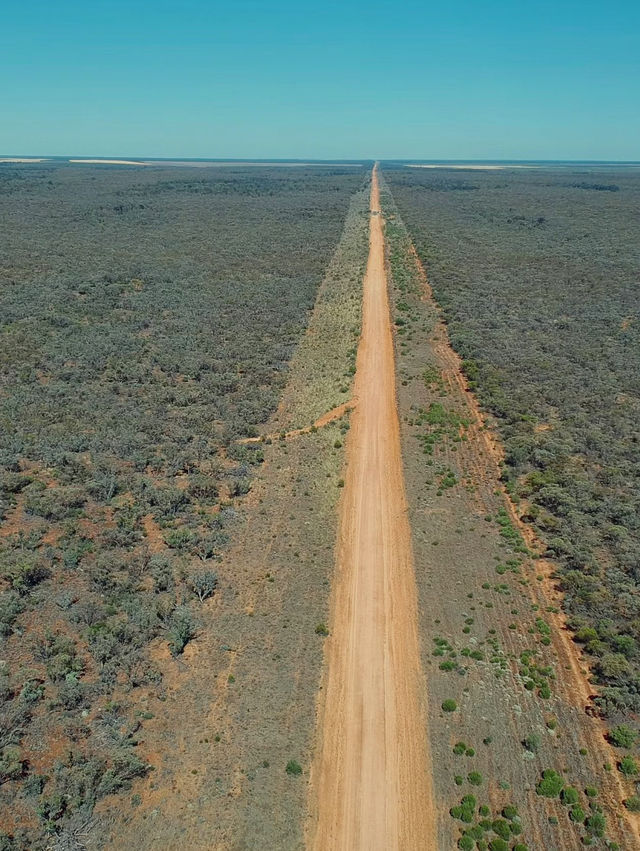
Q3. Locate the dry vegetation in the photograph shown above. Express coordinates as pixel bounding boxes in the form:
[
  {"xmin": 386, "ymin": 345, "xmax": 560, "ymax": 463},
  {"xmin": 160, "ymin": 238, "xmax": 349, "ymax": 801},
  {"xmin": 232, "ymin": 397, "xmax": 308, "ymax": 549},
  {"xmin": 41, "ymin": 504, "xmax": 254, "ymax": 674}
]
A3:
[
  {"xmin": 100, "ymin": 166, "xmax": 369, "ymax": 850},
  {"xmin": 3, "ymin": 155, "xmax": 639, "ymax": 850},
  {"xmin": 0, "ymin": 162, "xmax": 365, "ymax": 849},
  {"xmin": 380, "ymin": 168, "xmax": 640, "ymax": 849},
  {"xmin": 384, "ymin": 164, "xmax": 640, "ymax": 723}
]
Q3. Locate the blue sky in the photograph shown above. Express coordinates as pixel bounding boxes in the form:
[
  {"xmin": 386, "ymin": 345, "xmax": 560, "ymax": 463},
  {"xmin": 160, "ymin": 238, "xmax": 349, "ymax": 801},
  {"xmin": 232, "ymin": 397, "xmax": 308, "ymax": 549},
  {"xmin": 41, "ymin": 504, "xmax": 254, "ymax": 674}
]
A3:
[{"xmin": 2, "ymin": 0, "xmax": 639, "ymax": 159}]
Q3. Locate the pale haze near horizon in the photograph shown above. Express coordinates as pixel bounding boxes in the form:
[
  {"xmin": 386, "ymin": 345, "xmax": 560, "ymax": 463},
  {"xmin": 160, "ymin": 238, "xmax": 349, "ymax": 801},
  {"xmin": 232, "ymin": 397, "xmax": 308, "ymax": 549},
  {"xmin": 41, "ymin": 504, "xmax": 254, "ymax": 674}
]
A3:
[{"xmin": 2, "ymin": 0, "xmax": 639, "ymax": 161}]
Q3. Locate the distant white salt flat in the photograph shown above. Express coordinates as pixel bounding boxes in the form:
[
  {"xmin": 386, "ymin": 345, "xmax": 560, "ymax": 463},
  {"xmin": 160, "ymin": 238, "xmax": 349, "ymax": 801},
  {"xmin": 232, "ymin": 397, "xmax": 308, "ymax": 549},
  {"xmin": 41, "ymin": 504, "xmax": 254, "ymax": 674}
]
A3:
[
  {"xmin": 69, "ymin": 159, "xmax": 148, "ymax": 165},
  {"xmin": 139, "ymin": 160, "xmax": 362, "ymax": 167},
  {"xmin": 68, "ymin": 159, "xmax": 361, "ymax": 167},
  {"xmin": 407, "ymin": 163, "xmax": 539, "ymax": 170},
  {"xmin": 0, "ymin": 157, "xmax": 50, "ymax": 163}
]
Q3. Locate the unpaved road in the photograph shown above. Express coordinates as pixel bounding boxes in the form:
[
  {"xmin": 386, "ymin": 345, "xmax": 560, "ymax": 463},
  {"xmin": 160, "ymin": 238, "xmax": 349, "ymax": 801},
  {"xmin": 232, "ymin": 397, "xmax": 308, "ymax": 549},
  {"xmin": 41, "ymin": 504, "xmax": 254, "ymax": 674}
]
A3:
[{"xmin": 307, "ymin": 167, "xmax": 434, "ymax": 850}]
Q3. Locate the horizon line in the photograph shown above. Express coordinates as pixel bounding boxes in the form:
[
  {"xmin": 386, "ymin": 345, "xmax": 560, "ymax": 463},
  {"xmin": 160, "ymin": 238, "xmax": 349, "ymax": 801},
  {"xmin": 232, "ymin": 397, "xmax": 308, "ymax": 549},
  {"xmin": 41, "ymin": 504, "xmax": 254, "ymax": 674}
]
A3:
[{"xmin": 2, "ymin": 155, "xmax": 640, "ymax": 165}]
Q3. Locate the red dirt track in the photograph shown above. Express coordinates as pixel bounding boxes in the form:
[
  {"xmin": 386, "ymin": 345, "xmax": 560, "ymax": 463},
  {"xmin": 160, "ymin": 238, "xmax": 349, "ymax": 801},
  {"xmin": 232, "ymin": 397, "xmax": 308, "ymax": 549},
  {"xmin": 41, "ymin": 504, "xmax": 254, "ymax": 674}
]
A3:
[{"xmin": 307, "ymin": 167, "xmax": 435, "ymax": 850}]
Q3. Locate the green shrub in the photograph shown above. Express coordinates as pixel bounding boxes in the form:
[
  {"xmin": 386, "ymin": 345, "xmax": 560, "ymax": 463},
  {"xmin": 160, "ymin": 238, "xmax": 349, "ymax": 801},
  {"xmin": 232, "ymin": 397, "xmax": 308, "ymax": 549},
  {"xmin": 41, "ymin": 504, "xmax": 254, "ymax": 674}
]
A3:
[
  {"xmin": 150, "ymin": 554, "xmax": 174, "ymax": 592},
  {"xmin": 442, "ymin": 699, "xmax": 457, "ymax": 712},
  {"xmin": 189, "ymin": 570, "xmax": 218, "ymax": 602},
  {"xmin": 186, "ymin": 474, "xmax": 219, "ymax": 501},
  {"xmin": 522, "ymin": 733, "xmax": 540, "ymax": 753},
  {"xmin": 5, "ymin": 557, "xmax": 50, "ymax": 596},
  {"xmin": 535, "ymin": 769, "xmax": 564, "ymax": 797},
  {"xmin": 98, "ymin": 750, "xmax": 148, "ymax": 796},
  {"xmin": 0, "ymin": 592, "xmax": 24, "ymax": 637},
  {"xmin": 569, "ymin": 804, "xmax": 585, "ymax": 823},
  {"xmin": 618, "ymin": 755, "xmax": 638, "ymax": 777},
  {"xmin": 0, "ymin": 747, "xmax": 24, "ymax": 784},
  {"xmin": 164, "ymin": 527, "xmax": 196, "ymax": 551},
  {"xmin": 585, "ymin": 811, "xmax": 605, "ymax": 838},
  {"xmin": 230, "ymin": 476, "xmax": 251, "ymax": 497},
  {"xmin": 560, "ymin": 786, "xmax": 579, "ymax": 806},
  {"xmin": 623, "ymin": 796, "xmax": 640, "ymax": 812},
  {"xmin": 285, "ymin": 760, "xmax": 302, "ymax": 776},
  {"xmin": 491, "ymin": 819, "xmax": 511, "ymax": 840},
  {"xmin": 167, "ymin": 606, "xmax": 196, "ymax": 656},
  {"xmin": 608, "ymin": 724, "xmax": 636, "ymax": 749},
  {"xmin": 451, "ymin": 794, "xmax": 476, "ymax": 823}
]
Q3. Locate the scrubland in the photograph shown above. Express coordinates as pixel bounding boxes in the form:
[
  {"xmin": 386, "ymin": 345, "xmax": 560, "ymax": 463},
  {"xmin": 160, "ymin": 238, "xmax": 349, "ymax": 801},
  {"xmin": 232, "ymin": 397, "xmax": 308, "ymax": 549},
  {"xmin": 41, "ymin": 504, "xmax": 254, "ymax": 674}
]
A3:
[
  {"xmin": 101, "ymin": 172, "xmax": 370, "ymax": 851},
  {"xmin": 381, "ymin": 166, "xmax": 640, "ymax": 849},
  {"xmin": 384, "ymin": 165, "xmax": 640, "ymax": 722},
  {"xmin": 0, "ymin": 162, "xmax": 365, "ymax": 849},
  {"xmin": 3, "ymin": 156, "xmax": 639, "ymax": 851}
]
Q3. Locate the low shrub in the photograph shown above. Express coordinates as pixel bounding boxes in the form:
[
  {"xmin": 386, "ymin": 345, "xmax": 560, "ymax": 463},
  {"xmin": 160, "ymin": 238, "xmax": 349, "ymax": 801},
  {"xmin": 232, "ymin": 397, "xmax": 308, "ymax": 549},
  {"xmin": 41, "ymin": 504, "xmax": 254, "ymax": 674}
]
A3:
[
  {"xmin": 624, "ymin": 795, "xmax": 640, "ymax": 812},
  {"xmin": 618, "ymin": 755, "xmax": 638, "ymax": 777},
  {"xmin": 535, "ymin": 769, "xmax": 564, "ymax": 798},
  {"xmin": 189, "ymin": 570, "xmax": 218, "ymax": 602},
  {"xmin": 585, "ymin": 811, "xmax": 605, "ymax": 838},
  {"xmin": 608, "ymin": 724, "xmax": 636, "ymax": 749},
  {"xmin": 560, "ymin": 786, "xmax": 579, "ymax": 806},
  {"xmin": 167, "ymin": 606, "xmax": 196, "ymax": 656}
]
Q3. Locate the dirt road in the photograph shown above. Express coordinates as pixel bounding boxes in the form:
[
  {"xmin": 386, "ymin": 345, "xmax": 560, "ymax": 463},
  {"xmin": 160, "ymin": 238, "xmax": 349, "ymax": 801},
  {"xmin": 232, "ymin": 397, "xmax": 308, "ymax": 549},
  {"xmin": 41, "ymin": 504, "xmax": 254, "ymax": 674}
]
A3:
[{"xmin": 307, "ymin": 167, "xmax": 434, "ymax": 850}]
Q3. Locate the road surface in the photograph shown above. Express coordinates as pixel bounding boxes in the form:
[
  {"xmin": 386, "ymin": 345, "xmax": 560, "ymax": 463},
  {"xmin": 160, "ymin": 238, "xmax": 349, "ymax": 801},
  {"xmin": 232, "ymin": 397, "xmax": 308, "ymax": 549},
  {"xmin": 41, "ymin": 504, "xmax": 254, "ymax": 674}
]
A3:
[{"xmin": 308, "ymin": 166, "xmax": 435, "ymax": 850}]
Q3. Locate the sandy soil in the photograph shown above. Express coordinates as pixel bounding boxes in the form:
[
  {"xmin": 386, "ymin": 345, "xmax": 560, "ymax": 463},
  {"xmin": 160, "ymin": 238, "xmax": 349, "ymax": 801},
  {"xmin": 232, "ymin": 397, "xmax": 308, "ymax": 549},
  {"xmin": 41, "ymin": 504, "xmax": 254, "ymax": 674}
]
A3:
[{"xmin": 307, "ymin": 167, "xmax": 434, "ymax": 850}]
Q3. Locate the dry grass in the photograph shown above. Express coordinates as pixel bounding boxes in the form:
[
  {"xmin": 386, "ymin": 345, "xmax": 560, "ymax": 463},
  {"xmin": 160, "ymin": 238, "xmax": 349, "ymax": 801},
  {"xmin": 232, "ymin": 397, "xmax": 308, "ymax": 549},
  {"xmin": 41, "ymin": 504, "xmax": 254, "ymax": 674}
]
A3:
[{"xmin": 273, "ymin": 178, "xmax": 370, "ymax": 430}]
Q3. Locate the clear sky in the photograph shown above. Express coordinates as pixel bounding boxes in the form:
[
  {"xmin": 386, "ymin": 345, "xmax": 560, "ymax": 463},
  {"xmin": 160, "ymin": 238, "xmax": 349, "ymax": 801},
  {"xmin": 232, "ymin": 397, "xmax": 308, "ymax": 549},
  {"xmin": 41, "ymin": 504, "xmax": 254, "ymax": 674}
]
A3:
[{"xmin": 2, "ymin": 0, "xmax": 639, "ymax": 160}]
